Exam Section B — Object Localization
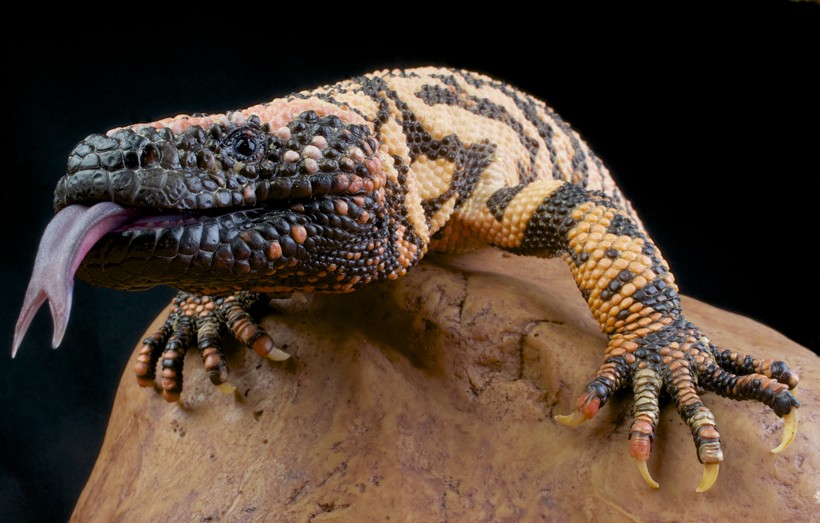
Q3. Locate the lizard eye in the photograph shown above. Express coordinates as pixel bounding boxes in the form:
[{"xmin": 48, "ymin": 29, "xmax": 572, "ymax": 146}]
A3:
[{"xmin": 224, "ymin": 126, "xmax": 265, "ymax": 163}]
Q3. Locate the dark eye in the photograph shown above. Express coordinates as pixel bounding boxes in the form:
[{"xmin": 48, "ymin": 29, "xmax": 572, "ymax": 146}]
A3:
[
  {"xmin": 234, "ymin": 132, "xmax": 257, "ymax": 156},
  {"xmin": 224, "ymin": 126, "xmax": 265, "ymax": 163}
]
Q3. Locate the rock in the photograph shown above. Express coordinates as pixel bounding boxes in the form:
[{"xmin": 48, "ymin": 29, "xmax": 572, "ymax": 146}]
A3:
[{"xmin": 71, "ymin": 249, "xmax": 818, "ymax": 522}]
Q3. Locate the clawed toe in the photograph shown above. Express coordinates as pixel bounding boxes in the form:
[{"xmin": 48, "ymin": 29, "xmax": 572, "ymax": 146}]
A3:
[
  {"xmin": 220, "ymin": 293, "xmax": 291, "ymax": 361},
  {"xmin": 216, "ymin": 382, "xmax": 238, "ymax": 394}
]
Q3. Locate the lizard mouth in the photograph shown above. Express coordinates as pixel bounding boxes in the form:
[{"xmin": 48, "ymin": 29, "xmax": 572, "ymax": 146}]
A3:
[
  {"xmin": 115, "ymin": 210, "xmax": 213, "ymax": 231},
  {"xmin": 113, "ymin": 205, "xmax": 261, "ymax": 231}
]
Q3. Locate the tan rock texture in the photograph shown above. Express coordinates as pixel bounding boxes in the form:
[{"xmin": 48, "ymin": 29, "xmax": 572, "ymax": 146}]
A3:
[{"xmin": 72, "ymin": 249, "xmax": 818, "ymax": 522}]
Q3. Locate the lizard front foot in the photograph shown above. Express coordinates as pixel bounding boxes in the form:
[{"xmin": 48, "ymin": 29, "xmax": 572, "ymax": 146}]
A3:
[
  {"xmin": 134, "ymin": 291, "xmax": 290, "ymax": 402},
  {"xmin": 555, "ymin": 317, "xmax": 799, "ymax": 492}
]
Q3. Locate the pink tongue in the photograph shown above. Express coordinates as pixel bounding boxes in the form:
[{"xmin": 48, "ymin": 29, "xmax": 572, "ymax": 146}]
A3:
[{"xmin": 13, "ymin": 202, "xmax": 138, "ymax": 356}]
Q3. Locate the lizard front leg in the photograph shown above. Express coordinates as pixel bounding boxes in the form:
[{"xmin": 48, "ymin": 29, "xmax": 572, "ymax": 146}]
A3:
[
  {"xmin": 457, "ymin": 180, "xmax": 800, "ymax": 492},
  {"xmin": 135, "ymin": 291, "xmax": 290, "ymax": 402}
]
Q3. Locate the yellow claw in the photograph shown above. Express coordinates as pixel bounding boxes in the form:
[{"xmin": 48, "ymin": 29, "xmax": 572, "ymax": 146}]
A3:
[
  {"xmin": 771, "ymin": 411, "xmax": 798, "ymax": 454},
  {"xmin": 216, "ymin": 382, "xmax": 237, "ymax": 394},
  {"xmin": 695, "ymin": 463, "xmax": 719, "ymax": 493},
  {"xmin": 266, "ymin": 347, "xmax": 292, "ymax": 361},
  {"xmin": 554, "ymin": 411, "xmax": 587, "ymax": 427},
  {"xmin": 636, "ymin": 460, "xmax": 659, "ymax": 489}
]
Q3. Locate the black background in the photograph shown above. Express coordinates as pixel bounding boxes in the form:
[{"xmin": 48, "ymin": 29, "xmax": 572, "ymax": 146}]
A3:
[{"xmin": 1, "ymin": 5, "xmax": 817, "ymax": 522}]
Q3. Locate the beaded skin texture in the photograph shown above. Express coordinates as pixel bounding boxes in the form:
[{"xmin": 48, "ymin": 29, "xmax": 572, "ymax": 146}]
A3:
[{"xmin": 18, "ymin": 67, "xmax": 799, "ymax": 492}]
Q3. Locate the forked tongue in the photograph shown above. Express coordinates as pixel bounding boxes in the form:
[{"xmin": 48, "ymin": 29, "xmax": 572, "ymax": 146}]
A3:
[{"xmin": 12, "ymin": 202, "xmax": 138, "ymax": 356}]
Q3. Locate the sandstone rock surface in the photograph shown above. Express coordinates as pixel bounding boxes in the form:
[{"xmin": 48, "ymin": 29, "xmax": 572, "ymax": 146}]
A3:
[{"xmin": 72, "ymin": 250, "xmax": 818, "ymax": 522}]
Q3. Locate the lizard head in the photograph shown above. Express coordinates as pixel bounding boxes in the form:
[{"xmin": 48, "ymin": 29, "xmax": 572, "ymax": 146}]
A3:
[
  {"xmin": 54, "ymin": 109, "xmax": 385, "ymax": 214},
  {"xmin": 14, "ymin": 104, "xmax": 387, "ymax": 353}
]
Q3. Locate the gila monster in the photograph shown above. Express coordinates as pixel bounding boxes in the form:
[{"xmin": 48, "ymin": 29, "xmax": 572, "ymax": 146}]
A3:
[{"xmin": 13, "ymin": 66, "xmax": 799, "ymax": 492}]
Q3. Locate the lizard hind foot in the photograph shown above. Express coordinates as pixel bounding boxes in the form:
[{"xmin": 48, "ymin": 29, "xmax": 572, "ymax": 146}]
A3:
[{"xmin": 557, "ymin": 319, "xmax": 800, "ymax": 492}]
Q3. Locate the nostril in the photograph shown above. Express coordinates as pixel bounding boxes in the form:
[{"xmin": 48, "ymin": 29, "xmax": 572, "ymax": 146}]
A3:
[
  {"xmin": 124, "ymin": 150, "xmax": 140, "ymax": 169},
  {"xmin": 67, "ymin": 127, "xmax": 179, "ymax": 177},
  {"xmin": 140, "ymin": 143, "xmax": 161, "ymax": 168}
]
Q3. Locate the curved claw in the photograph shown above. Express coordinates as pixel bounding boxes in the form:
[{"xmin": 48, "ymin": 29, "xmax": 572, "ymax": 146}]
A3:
[
  {"xmin": 771, "ymin": 411, "xmax": 798, "ymax": 454},
  {"xmin": 636, "ymin": 460, "xmax": 659, "ymax": 489},
  {"xmin": 695, "ymin": 463, "xmax": 719, "ymax": 493},
  {"xmin": 555, "ymin": 411, "xmax": 588, "ymax": 427},
  {"xmin": 216, "ymin": 382, "xmax": 237, "ymax": 394},
  {"xmin": 266, "ymin": 347, "xmax": 292, "ymax": 361}
]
